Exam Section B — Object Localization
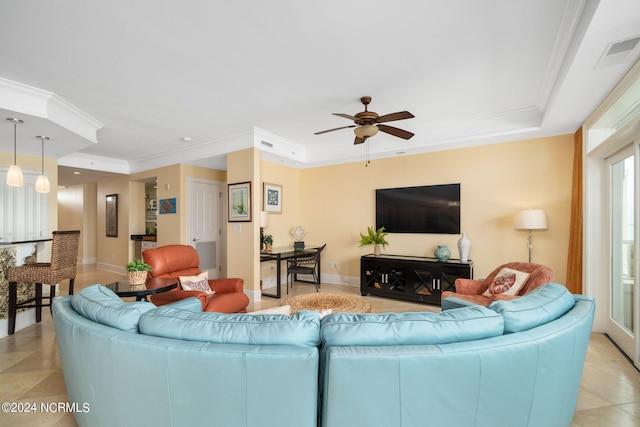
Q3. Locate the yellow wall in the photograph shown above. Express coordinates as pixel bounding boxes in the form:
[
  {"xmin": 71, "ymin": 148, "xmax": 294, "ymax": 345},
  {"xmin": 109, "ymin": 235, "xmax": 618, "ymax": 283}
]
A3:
[
  {"xmin": 295, "ymin": 134, "xmax": 574, "ymax": 284},
  {"xmin": 96, "ymin": 174, "xmax": 132, "ymax": 270},
  {"xmin": 226, "ymin": 148, "xmax": 260, "ymax": 293}
]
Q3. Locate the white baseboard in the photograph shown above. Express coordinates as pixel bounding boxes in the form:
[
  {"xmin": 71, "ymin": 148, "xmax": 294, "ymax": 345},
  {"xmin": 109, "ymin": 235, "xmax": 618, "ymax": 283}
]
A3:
[{"xmin": 96, "ymin": 262, "xmax": 126, "ymax": 275}]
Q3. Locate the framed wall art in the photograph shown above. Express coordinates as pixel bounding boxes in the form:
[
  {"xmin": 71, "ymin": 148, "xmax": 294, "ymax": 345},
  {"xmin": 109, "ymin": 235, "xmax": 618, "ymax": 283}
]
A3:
[
  {"xmin": 159, "ymin": 198, "xmax": 177, "ymax": 214},
  {"xmin": 106, "ymin": 194, "xmax": 118, "ymax": 237},
  {"xmin": 228, "ymin": 181, "xmax": 252, "ymax": 222},
  {"xmin": 263, "ymin": 182, "xmax": 282, "ymax": 214}
]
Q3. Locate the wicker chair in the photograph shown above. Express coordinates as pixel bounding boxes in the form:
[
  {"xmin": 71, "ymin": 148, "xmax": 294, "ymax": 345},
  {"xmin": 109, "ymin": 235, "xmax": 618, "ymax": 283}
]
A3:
[
  {"xmin": 7, "ymin": 230, "xmax": 80, "ymax": 335},
  {"xmin": 287, "ymin": 244, "xmax": 326, "ymax": 293}
]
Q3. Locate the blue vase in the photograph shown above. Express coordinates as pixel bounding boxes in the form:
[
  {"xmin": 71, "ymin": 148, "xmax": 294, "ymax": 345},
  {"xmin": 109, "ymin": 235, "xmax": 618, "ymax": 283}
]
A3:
[{"xmin": 434, "ymin": 245, "xmax": 451, "ymax": 262}]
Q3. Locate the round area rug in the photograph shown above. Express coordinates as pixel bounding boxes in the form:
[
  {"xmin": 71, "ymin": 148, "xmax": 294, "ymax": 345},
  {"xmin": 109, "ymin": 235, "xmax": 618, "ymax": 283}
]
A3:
[{"xmin": 288, "ymin": 293, "xmax": 374, "ymax": 314}]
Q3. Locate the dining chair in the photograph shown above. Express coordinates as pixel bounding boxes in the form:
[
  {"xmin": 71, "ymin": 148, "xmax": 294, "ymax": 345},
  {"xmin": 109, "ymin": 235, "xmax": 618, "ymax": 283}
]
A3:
[
  {"xmin": 286, "ymin": 244, "xmax": 326, "ymax": 293},
  {"xmin": 7, "ymin": 230, "xmax": 81, "ymax": 335}
]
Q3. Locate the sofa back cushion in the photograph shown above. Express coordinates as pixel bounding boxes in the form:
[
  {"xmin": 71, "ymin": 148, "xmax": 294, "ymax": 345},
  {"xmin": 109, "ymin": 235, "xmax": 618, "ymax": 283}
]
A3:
[
  {"xmin": 70, "ymin": 285, "xmax": 156, "ymax": 333},
  {"xmin": 488, "ymin": 282, "xmax": 575, "ymax": 333},
  {"xmin": 143, "ymin": 244, "xmax": 202, "ymax": 278},
  {"xmin": 320, "ymin": 305, "xmax": 503, "ymax": 347},
  {"xmin": 139, "ymin": 307, "xmax": 321, "ymax": 346}
]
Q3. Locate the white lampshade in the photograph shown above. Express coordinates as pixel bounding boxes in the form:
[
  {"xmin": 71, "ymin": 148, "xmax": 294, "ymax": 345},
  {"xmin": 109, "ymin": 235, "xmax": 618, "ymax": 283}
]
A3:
[
  {"xmin": 354, "ymin": 124, "xmax": 379, "ymax": 139},
  {"xmin": 6, "ymin": 164, "xmax": 24, "ymax": 187},
  {"xmin": 35, "ymin": 174, "xmax": 50, "ymax": 193},
  {"xmin": 260, "ymin": 211, "xmax": 269, "ymax": 227},
  {"xmin": 514, "ymin": 209, "xmax": 548, "ymax": 230}
]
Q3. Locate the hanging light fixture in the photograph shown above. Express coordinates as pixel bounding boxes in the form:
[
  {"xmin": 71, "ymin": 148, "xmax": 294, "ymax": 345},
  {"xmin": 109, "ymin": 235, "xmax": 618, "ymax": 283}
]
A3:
[
  {"xmin": 35, "ymin": 135, "xmax": 50, "ymax": 193},
  {"xmin": 6, "ymin": 118, "xmax": 24, "ymax": 187}
]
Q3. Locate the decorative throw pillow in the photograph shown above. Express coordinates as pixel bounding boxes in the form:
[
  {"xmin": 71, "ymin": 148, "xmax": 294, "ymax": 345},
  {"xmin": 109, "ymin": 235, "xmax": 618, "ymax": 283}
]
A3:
[
  {"xmin": 483, "ymin": 268, "xmax": 530, "ymax": 297},
  {"xmin": 179, "ymin": 272, "xmax": 214, "ymax": 295}
]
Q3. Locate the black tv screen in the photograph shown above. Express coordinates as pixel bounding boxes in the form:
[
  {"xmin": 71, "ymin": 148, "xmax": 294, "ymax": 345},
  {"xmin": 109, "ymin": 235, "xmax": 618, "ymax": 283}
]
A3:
[{"xmin": 376, "ymin": 184, "xmax": 460, "ymax": 234}]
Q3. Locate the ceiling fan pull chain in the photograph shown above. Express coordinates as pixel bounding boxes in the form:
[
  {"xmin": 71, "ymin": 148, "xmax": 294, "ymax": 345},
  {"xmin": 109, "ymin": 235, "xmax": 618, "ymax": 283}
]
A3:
[{"xmin": 366, "ymin": 141, "xmax": 370, "ymax": 167}]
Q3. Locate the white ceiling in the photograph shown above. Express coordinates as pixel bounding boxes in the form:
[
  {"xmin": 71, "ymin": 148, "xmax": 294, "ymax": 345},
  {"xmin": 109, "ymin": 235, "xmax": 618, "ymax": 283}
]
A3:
[{"xmin": 1, "ymin": 0, "xmax": 640, "ymax": 186}]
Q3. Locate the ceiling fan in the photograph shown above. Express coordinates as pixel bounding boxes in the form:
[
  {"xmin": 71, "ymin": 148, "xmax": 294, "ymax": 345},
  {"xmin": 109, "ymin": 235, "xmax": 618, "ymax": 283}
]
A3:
[{"xmin": 314, "ymin": 96, "xmax": 415, "ymax": 145}]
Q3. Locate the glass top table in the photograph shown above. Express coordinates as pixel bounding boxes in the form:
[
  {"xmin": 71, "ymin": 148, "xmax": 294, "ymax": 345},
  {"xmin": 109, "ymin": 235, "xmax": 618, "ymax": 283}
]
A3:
[{"xmin": 105, "ymin": 277, "xmax": 178, "ymax": 301}]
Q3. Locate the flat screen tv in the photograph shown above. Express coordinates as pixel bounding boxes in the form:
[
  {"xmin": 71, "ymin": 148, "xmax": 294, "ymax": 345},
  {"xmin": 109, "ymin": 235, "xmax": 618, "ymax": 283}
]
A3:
[{"xmin": 376, "ymin": 184, "xmax": 460, "ymax": 234}]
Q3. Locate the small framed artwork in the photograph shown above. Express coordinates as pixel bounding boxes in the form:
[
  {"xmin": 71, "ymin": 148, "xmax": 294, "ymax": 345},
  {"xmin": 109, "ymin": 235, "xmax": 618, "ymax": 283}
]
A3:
[
  {"xmin": 159, "ymin": 198, "xmax": 177, "ymax": 214},
  {"xmin": 228, "ymin": 181, "xmax": 252, "ymax": 222},
  {"xmin": 263, "ymin": 183, "xmax": 282, "ymax": 214},
  {"xmin": 106, "ymin": 194, "xmax": 118, "ymax": 237}
]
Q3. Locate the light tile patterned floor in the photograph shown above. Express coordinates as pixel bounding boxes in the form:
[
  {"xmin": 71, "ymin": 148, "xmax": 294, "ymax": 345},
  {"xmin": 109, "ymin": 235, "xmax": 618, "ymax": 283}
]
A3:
[{"xmin": 0, "ymin": 265, "xmax": 639, "ymax": 426}]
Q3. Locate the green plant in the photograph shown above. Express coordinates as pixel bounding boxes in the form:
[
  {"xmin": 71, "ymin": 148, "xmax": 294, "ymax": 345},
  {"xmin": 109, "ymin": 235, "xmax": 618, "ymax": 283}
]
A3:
[
  {"xmin": 358, "ymin": 226, "xmax": 389, "ymax": 249},
  {"xmin": 126, "ymin": 259, "xmax": 152, "ymax": 272},
  {"xmin": 262, "ymin": 234, "xmax": 273, "ymax": 245}
]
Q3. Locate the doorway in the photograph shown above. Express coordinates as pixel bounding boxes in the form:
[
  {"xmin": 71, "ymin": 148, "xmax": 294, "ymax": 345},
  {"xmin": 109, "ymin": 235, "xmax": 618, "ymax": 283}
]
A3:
[
  {"xmin": 607, "ymin": 146, "xmax": 638, "ymax": 366},
  {"xmin": 188, "ymin": 177, "xmax": 224, "ymax": 279}
]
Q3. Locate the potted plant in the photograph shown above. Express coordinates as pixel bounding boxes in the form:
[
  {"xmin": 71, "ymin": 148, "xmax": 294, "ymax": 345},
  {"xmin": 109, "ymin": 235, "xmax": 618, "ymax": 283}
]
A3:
[
  {"xmin": 126, "ymin": 259, "xmax": 152, "ymax": 286},
  {"xmin": 358, "ymin": 226, "xmax": 389, "ymax": 256},
  {"xmin": 262, "ymin": 234, "xmax": 273, "ymax": 253}
]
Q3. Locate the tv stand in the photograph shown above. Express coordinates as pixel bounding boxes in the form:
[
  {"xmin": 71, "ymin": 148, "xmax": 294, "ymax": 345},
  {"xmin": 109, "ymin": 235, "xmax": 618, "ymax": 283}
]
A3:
[{"xmin": 360, "ymin": 254, "xmax": 473, "ymax": 306}]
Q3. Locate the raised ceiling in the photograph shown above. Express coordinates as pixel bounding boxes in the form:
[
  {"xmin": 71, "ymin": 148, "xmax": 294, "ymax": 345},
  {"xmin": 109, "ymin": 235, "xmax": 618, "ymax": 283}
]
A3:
[{"xmin": 1, "ymin": 0, "xmax": 640, "ymax": 184}]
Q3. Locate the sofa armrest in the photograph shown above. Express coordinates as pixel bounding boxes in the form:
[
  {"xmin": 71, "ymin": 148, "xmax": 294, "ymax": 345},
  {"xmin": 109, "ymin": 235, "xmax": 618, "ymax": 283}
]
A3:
[
  {"xmin": 164, "ymin": 297, "xmax": 203, "ymax": 312},
  {"xmin": 149, "ymin": 289, "xmax": 208, "ymax": 308},
  {"xmin": 454, "ymin": 278, "xmax": 488, "ymax": 295},
  {"xmin": 208, "ymin": 278, "xmax": 244, "ymax": 294}
]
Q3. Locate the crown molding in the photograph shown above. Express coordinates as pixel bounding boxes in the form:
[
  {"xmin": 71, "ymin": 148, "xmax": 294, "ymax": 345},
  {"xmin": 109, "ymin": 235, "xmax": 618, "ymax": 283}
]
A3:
[
  {"xmin": 58, "ymin": 152, "xmax": 130, "ymax": 174},
  {"xmin": 0, "ymin": 77, "xmax": 103, "ymax": 143}
]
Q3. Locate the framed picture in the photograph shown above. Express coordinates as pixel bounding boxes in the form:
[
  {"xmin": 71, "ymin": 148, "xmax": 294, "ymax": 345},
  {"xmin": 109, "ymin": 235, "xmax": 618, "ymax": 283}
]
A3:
[
  {"xmin": 228, "ymin": 181, "xmax": 252, "ymax": 222},
  {"xmin": 263, "ymin": 183, "xmax": 282, "ymax": 213},
  {"xmin": 159, "ymin": 198, "xmax": 176, "ymax": 214},
  {"xmin": 106, "ymin": 194, "xmax": 118, "ymax": 237}
]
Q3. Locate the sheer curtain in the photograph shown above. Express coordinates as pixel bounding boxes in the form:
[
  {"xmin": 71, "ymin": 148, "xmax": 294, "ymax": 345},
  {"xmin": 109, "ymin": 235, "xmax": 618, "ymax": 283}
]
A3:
[{"xmin": 566, "ymin": 128, "xmax": 583, "ymax": 294}]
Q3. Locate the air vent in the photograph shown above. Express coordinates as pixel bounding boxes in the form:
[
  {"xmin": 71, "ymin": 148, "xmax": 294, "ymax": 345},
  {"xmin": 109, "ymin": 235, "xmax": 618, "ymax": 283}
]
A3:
[
  {"xmin": 260, "ymin": 140, "xmax": 273, "ymax": 148},
  {"xmin": 595, "ymin": 35, "xmax": 640, "ymax": 69}
]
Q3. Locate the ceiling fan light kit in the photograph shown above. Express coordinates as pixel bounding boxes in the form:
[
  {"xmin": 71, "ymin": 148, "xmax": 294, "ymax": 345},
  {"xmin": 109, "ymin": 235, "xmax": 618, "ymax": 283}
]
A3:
[{"xmin": 354, "ymin": 124, "xmax": 379, "ymax": 139}]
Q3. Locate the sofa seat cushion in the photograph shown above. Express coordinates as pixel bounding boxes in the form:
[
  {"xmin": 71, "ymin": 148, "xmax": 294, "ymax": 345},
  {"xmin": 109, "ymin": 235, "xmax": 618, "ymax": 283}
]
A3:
[
  {"xmin": 488, "ymin": 282, "xmax": 575, "ymax": 333},
  {"xmin": 320, "ymin": 305, "xmax": 503, "ymax": 347},
  {"xmin": 70, "ymin": 284, "xmax": 156, "ymax": 333},
  {"xmin": 139, "ymin": 307, "xmax": 321, "ymax": 346}
]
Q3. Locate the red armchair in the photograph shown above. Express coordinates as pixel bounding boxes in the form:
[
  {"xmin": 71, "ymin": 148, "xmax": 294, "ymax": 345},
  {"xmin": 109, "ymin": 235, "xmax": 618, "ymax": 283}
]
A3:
[
  {"xmin": 441, "ymin": 262, "xmax": 554, "ymax": 306},
  {"xmin": 142, "ymin": 244, "xmax": 249, "ymax": 313}
]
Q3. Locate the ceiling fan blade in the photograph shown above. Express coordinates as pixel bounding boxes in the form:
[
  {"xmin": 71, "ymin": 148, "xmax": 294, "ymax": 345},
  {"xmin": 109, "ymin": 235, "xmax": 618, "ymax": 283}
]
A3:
[
  {"xmin": 376, "ymin": 111, "xmax": 415, "ymax": 123},
  {"xmin": 378, "ymin": 124, "xmax": 415, "ymax": 140},
  {"xmin": 314, "ymin": 125, "xmax": 355, "ymax": 135},
  {"xmin": 354, "ymin": 136, "xmax": 366, "ymax": 145},
  {"xmin": 333, "ymin": 113, "xmax": 359, "ymax": 121}
]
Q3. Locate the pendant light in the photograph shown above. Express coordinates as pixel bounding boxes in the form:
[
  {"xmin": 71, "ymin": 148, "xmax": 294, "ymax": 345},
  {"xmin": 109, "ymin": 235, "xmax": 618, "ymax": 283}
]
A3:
[
  {"xmin": 35, "ymin": 135, "xmax": 50, "ymax": 193},
  {"xmin": 6, "ymin": 118, "xmax": 24, "ymax": 187}
]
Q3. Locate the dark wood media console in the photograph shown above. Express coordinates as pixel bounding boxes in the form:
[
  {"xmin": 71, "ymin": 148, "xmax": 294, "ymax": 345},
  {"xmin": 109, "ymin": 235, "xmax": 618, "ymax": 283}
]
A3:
[{"xmin": 361, "ymin": 254, "xmax": 473, "ymax": 306}]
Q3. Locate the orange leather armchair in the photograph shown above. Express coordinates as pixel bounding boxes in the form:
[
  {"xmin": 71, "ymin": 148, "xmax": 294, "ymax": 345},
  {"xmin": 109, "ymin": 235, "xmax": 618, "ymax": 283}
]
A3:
[
  {"xmin": 441, "ymin": 262, "xmax": 554, "ymax": 306},
  {"xmin": 142, "ymin": 244, "xmax": 249, "ymax": 313}
]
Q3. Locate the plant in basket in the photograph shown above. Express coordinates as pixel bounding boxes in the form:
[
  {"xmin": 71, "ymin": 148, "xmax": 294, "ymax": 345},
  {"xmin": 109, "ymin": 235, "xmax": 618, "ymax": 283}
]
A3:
[{"xmin": 126, "ymin": 259, "xmax": 152, "ymax": 287}]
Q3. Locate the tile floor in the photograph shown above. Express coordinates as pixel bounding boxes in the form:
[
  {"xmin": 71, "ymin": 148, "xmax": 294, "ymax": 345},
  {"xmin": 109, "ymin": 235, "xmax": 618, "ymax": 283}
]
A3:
[{"xmin": 0, "ymin": 265, "xmax": 639, "ymax": 426}]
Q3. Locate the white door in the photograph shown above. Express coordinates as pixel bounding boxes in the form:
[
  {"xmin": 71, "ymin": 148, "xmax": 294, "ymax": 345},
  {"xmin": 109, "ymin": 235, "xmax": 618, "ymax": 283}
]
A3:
[
  {"xmin": 188, "ymin": 178, "xmax": 223, "ymax": 279},
  {"xmin": 607, "ymin": 145, "xmax": 639, "ymax": 367}
]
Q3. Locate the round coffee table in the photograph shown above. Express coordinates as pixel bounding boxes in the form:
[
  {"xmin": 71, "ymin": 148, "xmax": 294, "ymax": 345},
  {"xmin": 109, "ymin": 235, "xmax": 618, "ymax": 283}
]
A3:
[
  {"xmin": 288, "ymin": 293, "xmax": 373, "ymax": 314},
  {"xmin": 105, "ymin": 277, "xmax": 177, "ymax": 301}
]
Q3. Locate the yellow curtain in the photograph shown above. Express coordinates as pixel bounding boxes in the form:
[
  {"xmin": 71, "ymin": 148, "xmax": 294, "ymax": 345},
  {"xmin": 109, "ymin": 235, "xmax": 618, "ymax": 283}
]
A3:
[{"xmin": 566, "ymin": 128, "xmax": 583, "ymax": 294}]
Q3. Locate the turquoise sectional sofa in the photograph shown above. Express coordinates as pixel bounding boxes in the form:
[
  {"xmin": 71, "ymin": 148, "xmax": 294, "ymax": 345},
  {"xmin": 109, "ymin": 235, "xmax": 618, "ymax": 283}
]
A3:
[{"xmin": 52, "ymin": 283, "xmax": 594, "ymax": 427}]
